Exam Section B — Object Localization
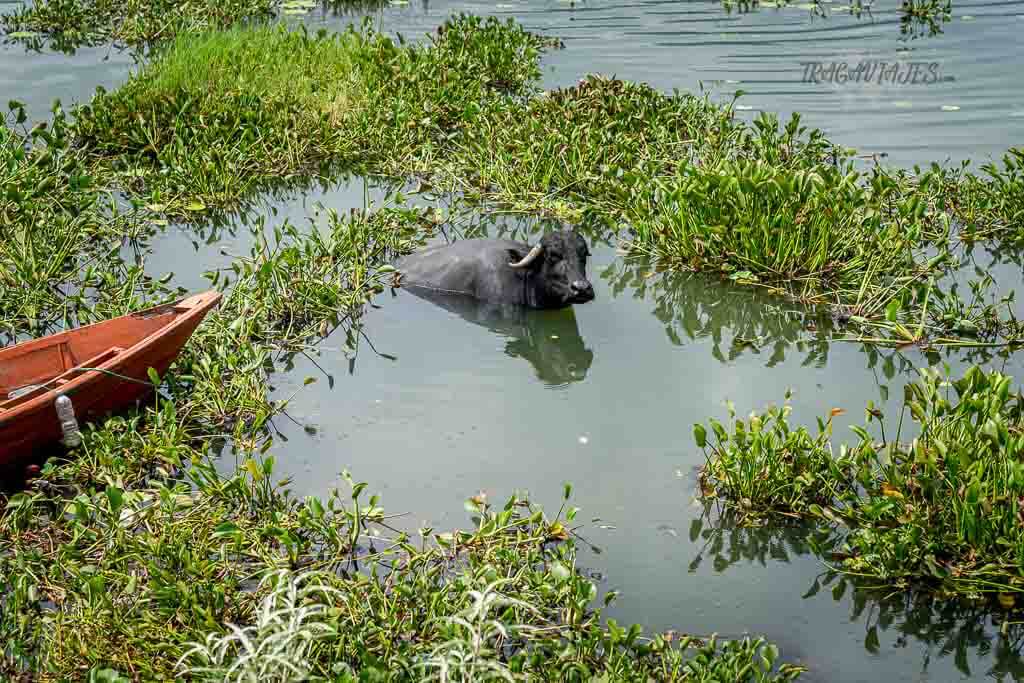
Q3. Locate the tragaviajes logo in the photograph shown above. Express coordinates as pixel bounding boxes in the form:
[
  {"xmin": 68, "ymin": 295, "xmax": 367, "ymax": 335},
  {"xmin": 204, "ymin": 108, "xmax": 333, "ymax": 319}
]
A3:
[{"xmin": 801, "ymin": 61, "xmax": 944, "ymax": 85}]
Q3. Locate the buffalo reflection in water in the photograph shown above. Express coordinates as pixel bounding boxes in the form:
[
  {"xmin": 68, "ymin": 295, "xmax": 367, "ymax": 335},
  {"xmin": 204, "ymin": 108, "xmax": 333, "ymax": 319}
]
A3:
[{"xmin": 403, "ymin": 286, "xmax": 594, "ymax": 387}]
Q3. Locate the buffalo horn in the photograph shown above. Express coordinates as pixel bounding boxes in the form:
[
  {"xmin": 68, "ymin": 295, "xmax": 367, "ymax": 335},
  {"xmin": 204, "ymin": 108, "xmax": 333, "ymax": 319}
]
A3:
[{"xmin": 508, "ymin": 244, "xmax": 543, "ymax": 268}]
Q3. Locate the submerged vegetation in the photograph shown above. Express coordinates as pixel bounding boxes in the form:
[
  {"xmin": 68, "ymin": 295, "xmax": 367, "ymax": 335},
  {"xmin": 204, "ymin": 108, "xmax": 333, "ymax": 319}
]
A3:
[{"xmin": 699, "ymin": 365, "xmax": 1024, "ymax": 604}]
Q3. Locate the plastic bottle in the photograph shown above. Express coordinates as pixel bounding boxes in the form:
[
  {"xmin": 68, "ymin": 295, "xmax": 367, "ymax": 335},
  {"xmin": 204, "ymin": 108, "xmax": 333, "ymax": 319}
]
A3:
[{"xmin": 55, "ymin": 395, "xmax": 81, "ymax": 448}]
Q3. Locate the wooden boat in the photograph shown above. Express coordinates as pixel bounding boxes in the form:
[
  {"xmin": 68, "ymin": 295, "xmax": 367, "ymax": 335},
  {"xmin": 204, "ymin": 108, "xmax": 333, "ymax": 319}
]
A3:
[{"xmin": 0, "ymin": 291, "xmax": 221, "ymax": 467}]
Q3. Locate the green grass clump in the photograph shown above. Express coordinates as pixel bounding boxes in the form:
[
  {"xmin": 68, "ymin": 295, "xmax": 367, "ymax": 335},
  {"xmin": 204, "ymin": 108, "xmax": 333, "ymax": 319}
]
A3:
[
  {"xmin": 699, "ymin": 365, "xmax": 1024, "ymax": 603},
  {"xmin": 73, "ymin": 25, "xmax": 372, "ymax": 213},
  {"xmin": 444, "ymin": 76, "xmax": 730, "ymax": 214},
  {"xmin": 695, "ymin": 398, "xmax": 853, "ymax": 522},
  {"xmin": 450, "ymin": 80, "xmax": 838, "ymax": 215},
  {"xmin": 1, "ymin": 0, "xmax": 276, "ymax": 51},
  {"xmin": 73, "ymin": 16, "xmax": 551, "ymax": 217}
]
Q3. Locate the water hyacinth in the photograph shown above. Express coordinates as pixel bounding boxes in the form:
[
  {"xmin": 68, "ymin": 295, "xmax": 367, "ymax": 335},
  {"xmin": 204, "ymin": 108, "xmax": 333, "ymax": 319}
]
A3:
[
  {"xmin": 50, "ymin": 16, "xmax": 1024, "ymax": 346},
  {"xmin": 3, "ymin": 8, "xmax": 1024, "ymax": 680},
  {"xmin": 699, "ymin": 365, "xmax": 1024, "ymax": 603},
  {"xmin": 1, "ymin": 429, "xmax": 808, "ymax": 679},
  {"xmin": 1, "ymin": 102, "xmax": 172, "ymax": 340},
  {"xmin": 1, "ymin": 110, "xmax": 806, "ymax": 678},
  {"xmin": 1, "ymin": 0, "xmax": 279, "ymax": 51}
]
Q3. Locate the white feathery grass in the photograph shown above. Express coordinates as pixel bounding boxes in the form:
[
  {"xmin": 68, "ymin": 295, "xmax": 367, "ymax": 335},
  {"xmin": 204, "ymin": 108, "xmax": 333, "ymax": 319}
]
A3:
[
  {"xmin": 176, "ymin": 569, "xmax": 343, "ymax": 683},
  {"xmin": 417, "ymin": 579, "xmax": 544, "ymax": 683}
]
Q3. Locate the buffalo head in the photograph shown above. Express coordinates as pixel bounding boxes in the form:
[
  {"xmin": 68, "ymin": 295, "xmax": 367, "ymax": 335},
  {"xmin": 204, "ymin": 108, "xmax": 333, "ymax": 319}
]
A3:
[{"xmin": 508, "ymin": 230, "xmax": 595, "ymax": 308}]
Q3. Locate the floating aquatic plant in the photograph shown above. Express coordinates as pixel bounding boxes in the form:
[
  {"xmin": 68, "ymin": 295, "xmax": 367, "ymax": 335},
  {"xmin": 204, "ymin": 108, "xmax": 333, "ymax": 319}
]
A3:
[{"xmin": 699, "ymin": 365, "xmax": 1024, "ymax": 604}]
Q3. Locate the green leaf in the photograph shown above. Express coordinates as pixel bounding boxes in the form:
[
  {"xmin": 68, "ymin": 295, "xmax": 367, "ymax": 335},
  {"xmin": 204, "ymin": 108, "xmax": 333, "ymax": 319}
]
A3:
[
  {"xmin": 693, "ymin": 423, "xmax": 707, "ymax": 448},
  {"xmin": 885, "ymin": 298, "xmax": 901, "ymax": 322},
  {"xmin": 146, "ymin": 367, "xmax": 160, "ymax": 386},
  {"xmin": 213, "ymin": 522, "xmax": 241, "ymax": 537},
  {"xmin": 105, "ymin": 486, "xmax": 123, "ymax": 513},
  {"xmin": 6, "ymin": 493, "xmax": 31, "ymax": 510},
  {"xmin": 305, "ymin": 497, "xmax": 324, "ymax": 519},
  {"xmin": 864, "ymin": 625, "xmax": 880, "ymax": 653},
  {"xmin": 728, "ymin": 270, "xmax": 758, "ymax": 283}
]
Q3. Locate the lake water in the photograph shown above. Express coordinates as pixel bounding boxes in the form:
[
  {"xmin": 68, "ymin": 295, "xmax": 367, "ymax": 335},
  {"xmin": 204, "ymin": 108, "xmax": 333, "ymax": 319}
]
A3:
[{"xmin": 4, "ymin": 0, "xmax": 1024, "ymax": 680}]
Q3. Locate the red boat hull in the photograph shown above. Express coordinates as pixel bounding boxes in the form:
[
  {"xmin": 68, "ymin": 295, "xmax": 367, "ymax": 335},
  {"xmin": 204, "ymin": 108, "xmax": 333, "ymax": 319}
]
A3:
[{"xmin": 0, "ymin": 292, "xmax": 221, "ymax": 467}]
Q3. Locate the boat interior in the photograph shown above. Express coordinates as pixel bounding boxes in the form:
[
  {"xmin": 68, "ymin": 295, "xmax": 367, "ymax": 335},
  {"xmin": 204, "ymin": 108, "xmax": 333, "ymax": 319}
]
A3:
[{"xmin": 0, "ymin": 304, "xmax": 185, "ymax": 411}]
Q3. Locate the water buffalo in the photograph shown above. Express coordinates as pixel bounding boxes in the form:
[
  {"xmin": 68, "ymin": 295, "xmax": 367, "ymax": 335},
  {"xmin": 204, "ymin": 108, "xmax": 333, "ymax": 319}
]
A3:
[
  {"xmin": 393, "ymin": 230, "xmax": 595, "ymax": 309},
  {"xmin": 403, "ymin": 287, "xmax": 594, "ymax": 386}
]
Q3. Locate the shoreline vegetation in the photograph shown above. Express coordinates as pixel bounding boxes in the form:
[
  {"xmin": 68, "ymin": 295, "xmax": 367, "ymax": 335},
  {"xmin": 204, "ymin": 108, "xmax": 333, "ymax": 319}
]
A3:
[{"xmin": 0, "ymin": 4, "xmax": 1021, "ymax": 680}]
